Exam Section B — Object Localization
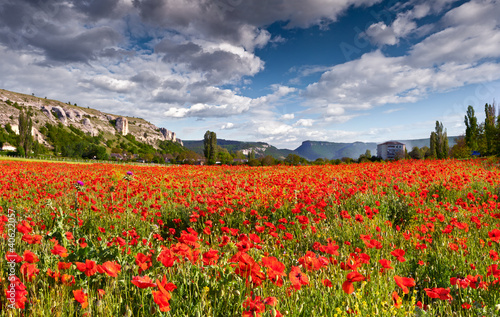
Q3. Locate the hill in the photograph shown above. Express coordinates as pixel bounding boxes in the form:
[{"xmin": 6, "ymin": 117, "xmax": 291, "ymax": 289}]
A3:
[
  {"xmin": 0, "ymin": 89, "xmax": 186, "ymax": 161},
  {"xmin": 295, "ymin": 137, "xmax": 458, "ymax": 161},
  {"xmin": 183, "ymin": 139, "xmax": 295, "ymax": 160}
]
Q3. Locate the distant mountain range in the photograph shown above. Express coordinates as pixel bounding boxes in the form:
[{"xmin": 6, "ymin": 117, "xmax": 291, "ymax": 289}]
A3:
[{"xmin": 184, "ymin": 137, "xmax": 459, "ymax": 161}]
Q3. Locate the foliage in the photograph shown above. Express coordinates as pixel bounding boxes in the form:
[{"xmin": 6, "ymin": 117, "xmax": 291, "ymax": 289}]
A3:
[
  {"xmin": 40, "ymin": 123, "xmax": 108, "ymax": 160},
  {"xmin": 203, "ymin": 131, "xmax": 217, "ymax": 165},
  {"xmin": 464, "ymin": 105, "xmax": 479, "ymax": 151},
  {"xmin": 430, "ymin": 121, "xmax": 449, "ymax": 159},
  {"xmin": 18, "ymin": 108, "xmax": 33, "ymax": 156}
]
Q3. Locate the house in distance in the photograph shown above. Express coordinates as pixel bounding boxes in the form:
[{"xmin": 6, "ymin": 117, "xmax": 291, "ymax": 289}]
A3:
[{"xmin": 377, "ymin": 141, "xmax": 406, "ymax": 160}]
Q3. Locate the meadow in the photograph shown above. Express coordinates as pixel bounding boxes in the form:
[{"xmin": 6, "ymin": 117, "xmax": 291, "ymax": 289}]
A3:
[{"xmin": 0, "ymin": 158, "xmax": 499, "ymax": 316}]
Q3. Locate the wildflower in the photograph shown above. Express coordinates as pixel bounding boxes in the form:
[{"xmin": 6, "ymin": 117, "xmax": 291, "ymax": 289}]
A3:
[
  {"xmin": 489, "ymin": 229, "xmax": 500, "ymax": 243},
  {"xmin": 424, "ymin": 287, "xmax": 452, "ymax": 300},
  {"xmin": 20, "ymin": 262, "xmax": 39, "ymax": 282},
  {"xmin": 392, "ymin": 291, "xmax": 402, "ymax": 308},
  {"xmin": 51, "ymin": 243, "xmax": 69, "ymax": 258},
  {"xmin": 22, "ymin": 250, "xmax": 39, "ymax": 263},
  {"xmin": 342, "ymin": 271, "xmax": 365, "ymax": 294},
  {"xmin": 394, "ymin": 275, "xmax": 415, "ymax": 294},
  {"xmin": 76, "ymin": 260, "xmax": 98, "ymax": 277},
  {"xmin": 152, "ymin": 275, "xmax": 176, "ymax": 312},
  {"xmin": 202, "ymin": 249, "xmax": 219, "ymax": 266},
  {"xmin": 73, "ymin": 289, "xmax": 88, "ymax": 309},
  {"xmin": 379, "ymin": 259, "xmax": 393, "ymax": 273},
  {"xmin": 289, "ymin": 266, "xmax": 309, "ymax": 290},
  {"xmin": 390, "ymin": 249, "xmax": 406, "ymax": 262},
  {"xmin": 5, "ymin": 276, "xmax": 28, "ymax": 309},
  {"xmin": 131, "ymin": 275, "xmax": 156, "ymax": 288},
  {"xmin": 97, "ymin": 261, "xmax": 121, "ymax": 277}
]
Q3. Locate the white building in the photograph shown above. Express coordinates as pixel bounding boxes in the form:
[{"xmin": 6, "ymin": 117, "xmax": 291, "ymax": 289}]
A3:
[
  {"xmin": 1, "ymin": 143, "xmax": 16, "ymax": 152},
  {"xmin": 377, "ymin": 141, "xmax": 405, "ymax": 160}
]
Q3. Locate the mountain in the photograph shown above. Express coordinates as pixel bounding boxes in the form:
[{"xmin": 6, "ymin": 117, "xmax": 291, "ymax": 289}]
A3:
[
  {"xmin": 183, "ymin": 139, "xmax": 295, "ymax": 160},
  {"xmin": 295, "ymin": 141, "xmax": 377, "ymax": 161},
  {"xmin": 295, "ymin": 137, "xmax": 459, "ymax": 161},
  {"xmin": 0, "ymin": 89, "xmax": 184, "ymax": 156}
]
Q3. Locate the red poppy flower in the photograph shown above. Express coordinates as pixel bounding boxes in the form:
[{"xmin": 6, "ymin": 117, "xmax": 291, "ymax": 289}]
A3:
[
  {"xmin": 342, "ymin": 271, "xmax": 365, "ymax": 294},
  {"xmin": 135, "ymin": 253, "xmax": 152, "ymax": 273},
  {"xmin": 390, "ymin": 249, "xmax": 406, "ymax": 262},
  {"xmin": 73, "ymin": 289, "xmax": 88, "ymax": 309},
  {"xmin": 76, "ymin": 259, "xmax": 98, "ymax": 277},
  {"xmin": 289, "ymin": 266, "xmax": 309, "ymax": 290},
  {"xmin": 379, "ymin": 259, "xmax": 393, "ymax": 273},
  {"xmin": 202, "ymin": 249, "xmax": 219, "ymax": 266},
  {"xmin": 394, "ymin": 275, "xmax": 415, "ymax": 294},
  {"xmin": 51, "ymin": 244, "xmax": 69, "ymax": 258},
  {"xmin": 152, "ymin": 275, "xmax": 176, "ymax": 312},
  {"xmin": 22, "ymin": 250, "xmax": 39, "ymax": 263},
  {"xmin": 392, "ymin": 291, "xmax": 402, "ymax": 308},
  {"xmin": 131, "ymin": 275, "xmax": 157, "ymax": 288},
  {"xmin": 97, "ymin": 261, "xmax": 121, "ymax": 277},
  {"xmin": 424, "ymin": 287, "xmax": 452, "ymax": 300},
  {"xmin": 488, "ymin": 229, "xmax": 500, "ymax": 243},
  {"xmin": 20, "ymin": 262, "xmax": 39, "ymax": 282}
]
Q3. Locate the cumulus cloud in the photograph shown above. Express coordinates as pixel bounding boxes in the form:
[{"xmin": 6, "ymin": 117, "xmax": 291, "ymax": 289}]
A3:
[
  {"xmin": 306, "ymin": 0, "xmax": 500, "ymax": 120},
  {"xmin": 281, "ymin": 113, "xmax": 295, "ymax": 120},
  {"xmin": 221, "ymin": 122, "xmax": 235, "ymax": 129}
]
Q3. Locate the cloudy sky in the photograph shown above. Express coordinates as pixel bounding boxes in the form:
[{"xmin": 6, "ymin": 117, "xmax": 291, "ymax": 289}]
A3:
[{"xmin": 1, "ymin": 0, "xmax": 500, "ymax": 149}]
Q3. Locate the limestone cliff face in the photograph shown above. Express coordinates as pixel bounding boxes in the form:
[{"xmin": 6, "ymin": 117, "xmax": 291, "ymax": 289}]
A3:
[
  {"xmin": 115, "ymin": 117, "xmax": 129, "ymax": 136},
  {"xmin": 0, "ymin": 89, "xmax": 183, "ymax": 148}
]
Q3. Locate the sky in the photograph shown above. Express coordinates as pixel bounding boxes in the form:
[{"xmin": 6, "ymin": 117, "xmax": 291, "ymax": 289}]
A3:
[{"xmin": 1, "ymin": 0, "xmax": 500, "ymax": 149}]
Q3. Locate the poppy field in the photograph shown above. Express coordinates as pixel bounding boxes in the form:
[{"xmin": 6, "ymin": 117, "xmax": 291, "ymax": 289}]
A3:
[{"xmin": 1, "ymin": 159, "xmax": 500, "ymax": 316}]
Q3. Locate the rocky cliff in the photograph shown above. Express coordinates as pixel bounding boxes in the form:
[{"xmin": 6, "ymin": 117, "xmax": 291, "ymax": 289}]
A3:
[{"xmin": 0, "ymin": 89, "xmax": 183, "ymax": 148}]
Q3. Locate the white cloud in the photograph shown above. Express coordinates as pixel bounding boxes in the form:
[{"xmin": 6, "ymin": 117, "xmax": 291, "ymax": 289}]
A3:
[
  {"xmin": 306, "ymin": 0, "xmax": 500, "ymax": 121},
  {"xmin": 221, "ymin": 122, "xmax": 235, "ymax": 129},
  {"xmin": 281, "ymin": 113, "xmax": 295, "ymax": 120},
  {"xmin": 294, "ymin": 119, "xmax": 315, "ymax": 127}
]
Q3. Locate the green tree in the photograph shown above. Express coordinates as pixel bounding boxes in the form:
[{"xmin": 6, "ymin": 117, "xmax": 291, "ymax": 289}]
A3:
[
  {"xmin": 18, "ymin": 108, "xmax": 33, "ymax": 156},
  {"xmin": 464, "ymin": 105, "xmax": 478, "ymax": 151},
  {"xmin": 430, "ymin": 132, "xmax": 437, "ymax": 158},
  {"xmin": 364, "ymin": 149, "xmax": 372, "ymax": 159},
  {"xmin": 203, "ymin": 130, "xmax": 217, "ymax": 165},
  {"xmin": 248, "ymin": 149, "xmax": 256, "ymax": 160},
  {"xmin": 430, "ymin": 121, "xmax": 449, "ymax": 159},
  {"xmin": 484, "ymin": 103, "xmax": 496, "ymax": 155},
  {"xmin": 409, "ymin": 146, "xmax": 423, "ymax": 160},
  {"xmin": 450, "ymin": 135, "xmax": 470, "ymax": 159},
  {"xmin": 285, "ymin": 153, "xmax": 301, "ymax": 165}
]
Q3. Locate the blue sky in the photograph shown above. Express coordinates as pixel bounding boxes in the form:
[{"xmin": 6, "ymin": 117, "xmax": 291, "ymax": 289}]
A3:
[{"xmin": 1, "ymin": 0, "xmax": 500, "ymax": 149}]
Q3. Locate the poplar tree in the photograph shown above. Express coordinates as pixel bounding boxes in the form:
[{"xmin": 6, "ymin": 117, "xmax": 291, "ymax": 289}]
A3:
[
  {"xmin": 203, "ymin": 130, "xmax": 218, "ymax": 165},
  {"xmin": 18, "ymin": 108, "xmax": 33, "ymax": 156},
  {"xmin": 484, "ymin": 103, "xmax": 496, "ymax": 155},
  {"xmin": 464, "ymin": 106, "xmax": 478, "ymax": 151}
]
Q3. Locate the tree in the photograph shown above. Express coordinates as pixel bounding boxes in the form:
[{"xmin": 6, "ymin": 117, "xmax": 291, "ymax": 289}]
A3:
[
  {"xmin": 248, "ymin": 149, "xmax": 256, "ymax": 160},
  {"xmin": 260, "ymin": 155, "xmax": 275, "ymax": 166},
  {"xmin": 430, "ymin": 132, "xmax": 437, "ymax": 158},
  {"xmin": 409, "ymin": 146, "xmax": 423, "ymax": 160},
  {"xmin": 484, "ymin": 103, "xmax": 497, "ymax": 155},
  {"xmin": 464, "ymin": 105, "xmax": 478, "ymax": 151},
  {"xmin": 450, "ymin": 135, "xmax": 470, "ymax": 159},
  {"xmin": 430, "ymin": 121, "xmax": 449, "ymax": 159},
  {"xmin": 364, "ymin": 149, "xmax": 372, "ymax": 159},
  {"xmin": 203, "ymin": 130, "xmax": 217, "ymax": 165},
  {"xmin": 18, "ymin": 108, "xmax": 33, "ymax": 156},
  {"xmin": 285, "ymin": 153, "xmax": 301, "ymax": 165}
]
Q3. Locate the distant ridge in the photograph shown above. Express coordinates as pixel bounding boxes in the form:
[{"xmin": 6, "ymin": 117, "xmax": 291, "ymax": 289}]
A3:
[{"xmin": 184, "ymin": 137, "xmax": 459, "ymax": 161}]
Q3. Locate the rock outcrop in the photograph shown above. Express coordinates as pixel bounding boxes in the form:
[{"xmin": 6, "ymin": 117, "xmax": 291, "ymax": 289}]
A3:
[
  {"xmin": 0, "ymin": 88, "xmax": 184, "ymax": 150},
  {"xmin": 115, "ymin": 117, "xmax": 129, "ymax": 135}
]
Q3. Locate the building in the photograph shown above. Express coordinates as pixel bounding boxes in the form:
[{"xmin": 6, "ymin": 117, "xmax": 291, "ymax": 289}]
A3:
[
  {"xmin": 1, "ymin": 143, "xmax": 16, "ymax": 152},
  {"xmin": 377, "ymin": 141, "xmax": 406, "ymax": 160}
]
